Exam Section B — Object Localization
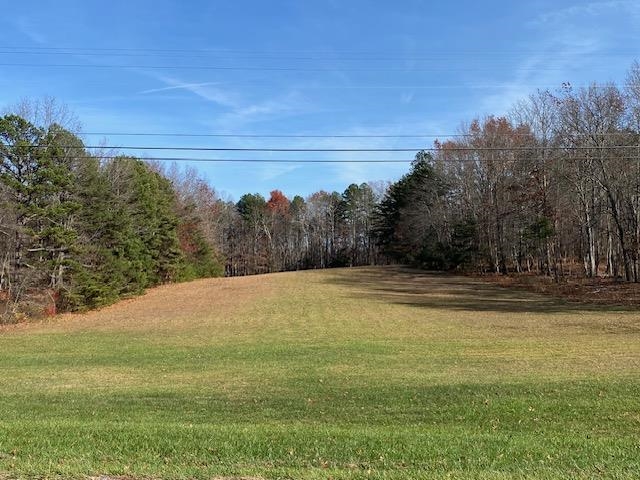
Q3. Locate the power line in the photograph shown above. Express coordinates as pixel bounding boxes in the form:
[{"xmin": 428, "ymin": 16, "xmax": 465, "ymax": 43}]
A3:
[
  {"xmin": 1, "ymin": 45, "xmax": 636, "ymax": 57},
  {"xmin": 31, "ymin": 145, "xmax": 423, "ymax": 152},
  {"xmin": 29, "ymin": 155, "xmax": 640, "ymax": 164},
  {"xmin": 0, "ymin": 62, "xmax": 634, "ymax": 74},
  {"xmin": 0, "ymin": 50, "xmax": 423, "ymax": 61},
  {"xmin": 80, "ymin": 132, "xmax": 460, "ymax": 138},
  {"xmin": 0, "ymin": 63, "xmax": 629, "ymax": 89},
  {"xmin": 80, "ymin": 156, "xmax": 414, "ymax": 163},
  {"xmin": 0, "ymin": 50, "xmax": 632, "ymax": 63},
  {"xmin": 0, "ymin": 62, "xmax": 333, "ymax": 72},
  {"xmin": 77, "ymin": 131, "xmax": 640, "ymax": 139},
  {"xmin": 22, "ymin": 145, "xmax": 640, "ymax": 152}
]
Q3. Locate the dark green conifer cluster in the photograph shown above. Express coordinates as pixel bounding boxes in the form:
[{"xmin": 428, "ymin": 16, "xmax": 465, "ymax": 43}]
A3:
[{"xmin": 0, "ymin": 114, "xmax": 223, "ymax": 318}]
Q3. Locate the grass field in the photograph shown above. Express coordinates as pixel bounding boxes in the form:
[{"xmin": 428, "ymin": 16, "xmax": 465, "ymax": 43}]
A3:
[{"xmin": 1, "ymin": 266, "xmax": 639, "ymax": 479}]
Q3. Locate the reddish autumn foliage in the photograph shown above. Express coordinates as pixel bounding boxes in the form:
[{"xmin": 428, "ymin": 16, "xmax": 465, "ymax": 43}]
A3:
[{"xmin": 266, "ymin": 190, "xmax": 291, "ymax": 216}]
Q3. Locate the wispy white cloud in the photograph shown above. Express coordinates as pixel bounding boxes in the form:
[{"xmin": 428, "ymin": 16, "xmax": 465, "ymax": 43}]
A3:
[
  {"xmin": 477, "ymin": 0, "xmax": 638, "ymax": 115},
  {"xmin": 257, "ymin": 164, "xmax": 301, "ymax": 182},
  {"xmin": 140, "ymin": 74, "xmax": 241, "ymax": 108},
  {"xmin": 215, "ymin": 90, "xmax": 310, "ymax": 128},
  {"xmin": 134, "ymin": 72, "xmax": 317, "ymax": 184},
  {"xmin": 401, "ymin": 92, "xmax": 415, "ymax": 104},
  {"xmin": 477, "ymin": 53, "xmax": 556, "ymax": 114},
  {"xmin": 12, "ymin": 16, "xmax": 46, "ymax": 44},
  {"xmin": 140, "ymin": 72, "xmax": 312, "ymax": 132},
  {"xmin": 139, "ymin": 82, "xmax": 221, "ymax": 95},
  {"xmin": 532, "ymin": 0, "xmax": 640, "ymax": 26},
  {"xmin": 274, "ymin": 119, "xmax": 446, "ymax": 186},
  {"xmin": 194, "ymin": 118, "xmax": 441, "ymax": 193}
]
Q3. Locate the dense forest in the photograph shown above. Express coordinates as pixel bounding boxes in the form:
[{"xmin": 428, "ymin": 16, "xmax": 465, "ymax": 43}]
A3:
[
  {"xmin": 385, "ymin": 62, "xmax": 640, "ymax": 282},
  {"xmin": 2, "ymin": 61, "xmax": 640, "ymax": 320},
  {"xmin": 0, "ymin": 104, "xmax": 384, "ymax": 319},
  {"xmin": 0, "ymin": 115, "xmax": 223, "ymax": 319}
]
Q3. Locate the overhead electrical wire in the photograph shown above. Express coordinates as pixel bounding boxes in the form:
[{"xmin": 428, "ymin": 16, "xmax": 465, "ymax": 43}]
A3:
[
  {"xmin": 0, "ymin": 45, "xmax": 634, "ymax": 57},
  {"xmin": 62, "ymin": 156, "xmax": 415, "ymax": 163},
  {"xmin": 24, "ymin": 155, "xmax": 640, "ymax": 164},
  {"xmin": 0, "ymin": 64, "xmax": 627, "ymax": 90},
  {"xmin": 77, "ymin": 131, "xmax": 640, "ymax": 139},
  {"xmin": 0, "ymin": 51, "xmax": 628, "ymax": 67},
  {"xmin": 0, "ymin": 46, "xmax": 631, "ymax": 74},
  {"xmin": 1, "ymin": 64, "xmax": 633, "ymax": 79},
  {"xmin": 21, "ymin": 145, "xmax": 640, "ymax": 152},
  {"xmin": 0, "ymin": 54, "xmax": 623, "ymax": 89},
  {"xmin": 79, "ymin": 132, "xmax": 468, "ymax": 138},
  {"xmin": 0, "ymin": 50, "xmax": 582, "ymax": 61},
  {"xmin": 1, "ymin": 62, "xmax": 613, "ymax": 73}
]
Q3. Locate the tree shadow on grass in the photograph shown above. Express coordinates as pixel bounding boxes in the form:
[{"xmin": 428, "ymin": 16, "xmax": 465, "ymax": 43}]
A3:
[{"xmin": 327, "ymin": 266, "xmax": 638, "ymax": 314}]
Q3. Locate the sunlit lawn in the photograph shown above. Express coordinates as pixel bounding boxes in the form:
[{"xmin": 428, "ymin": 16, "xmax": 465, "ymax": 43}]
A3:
[{"xmin": 1, "ymin": 266, "xmax": 639, "ymax": 479}]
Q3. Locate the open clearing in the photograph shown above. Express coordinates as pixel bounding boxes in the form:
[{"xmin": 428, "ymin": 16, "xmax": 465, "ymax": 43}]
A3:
[{"xmin": 1, "ymin": 266, "xmax": 639, "ymax": 479}]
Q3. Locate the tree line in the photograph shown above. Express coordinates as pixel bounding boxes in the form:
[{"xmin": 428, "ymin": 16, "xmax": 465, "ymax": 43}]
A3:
[
  {"xmin": 0, "ymin": 104, "xmax": 384, "ymax": 319},
  {"xmin": 0, "ymin": 112, "xmax": 222, "ymax": 320},
  {"xmin": 379, "ymin": 62, "xmax": 640, "ymax": 282},
  {"xmin": 2, "ymin": 61, "xmax": 640, "ymax": 319},
  {"xmin": 217, "ymin": 183, "xmax": 382, "ymax": 276},
  {"xmin": 163, "ymin": 167, "xmax": 384, "ymax": 277}
]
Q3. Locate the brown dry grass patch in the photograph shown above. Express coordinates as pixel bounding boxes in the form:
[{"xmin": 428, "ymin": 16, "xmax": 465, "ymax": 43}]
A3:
[
  {"xmin": 481, "ymin": 272, "xmax": 640, "ymax": 306},
  {"xmin": 1, "ymin": 273, "xmax": 276, "ymax": 335}
]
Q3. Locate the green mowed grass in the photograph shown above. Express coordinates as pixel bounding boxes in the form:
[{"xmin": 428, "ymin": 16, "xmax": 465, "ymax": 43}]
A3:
[{"xmin": 1, "ymin": 267, "xmax": 639, "ymax": 479}]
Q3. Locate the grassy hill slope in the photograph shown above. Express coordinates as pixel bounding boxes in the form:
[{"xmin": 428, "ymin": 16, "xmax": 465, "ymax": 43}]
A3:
[{"xmin": 1, "ymin": 267, "xmax": 639, "ymax": 479}]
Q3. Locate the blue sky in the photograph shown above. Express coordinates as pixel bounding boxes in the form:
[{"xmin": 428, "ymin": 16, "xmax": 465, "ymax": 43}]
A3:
[{"xmin": 1, "ymin": 0, "xmax": 639, "ymax": 200}]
